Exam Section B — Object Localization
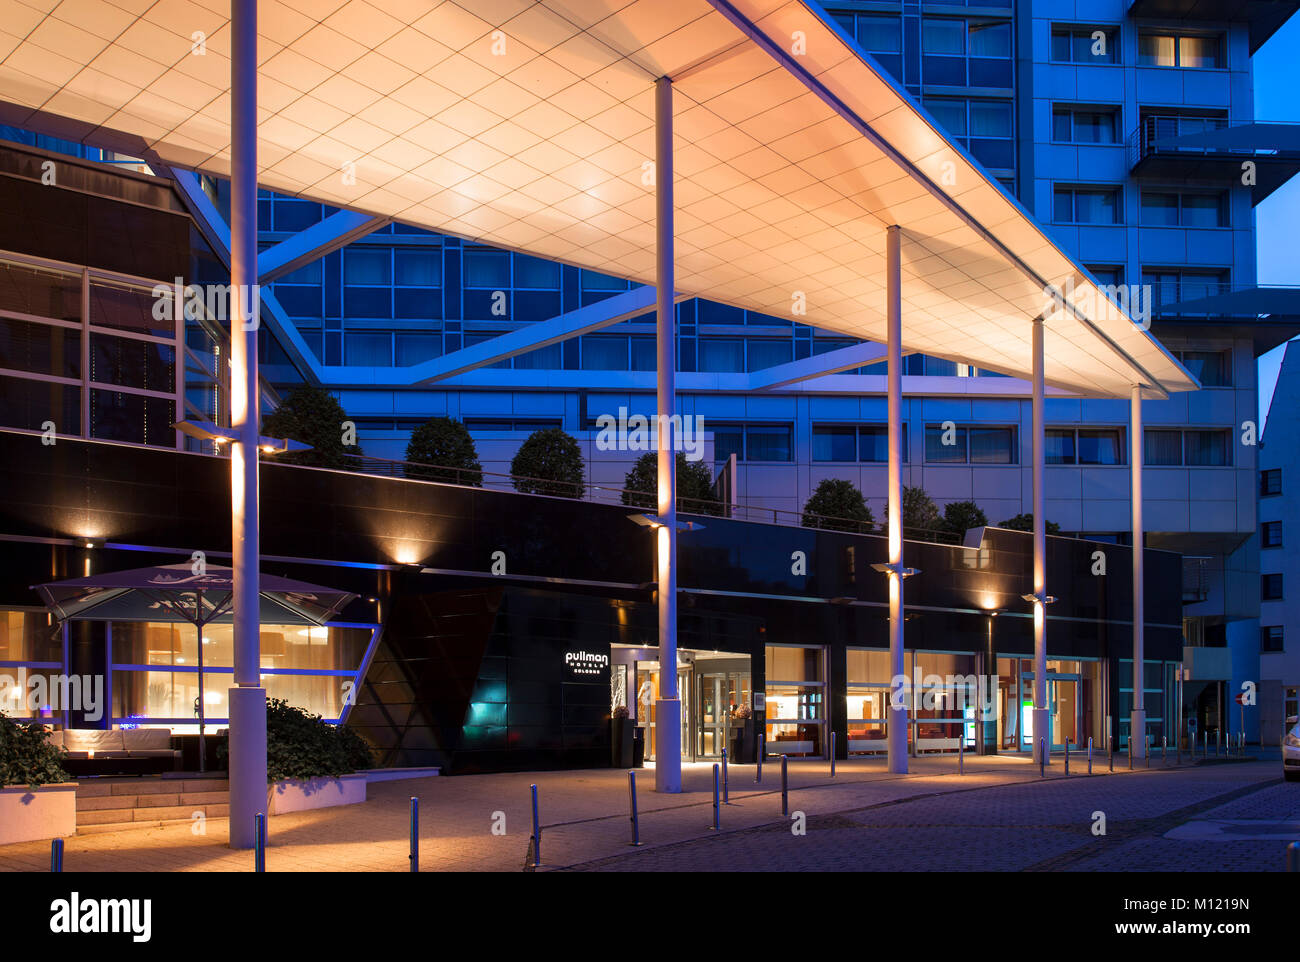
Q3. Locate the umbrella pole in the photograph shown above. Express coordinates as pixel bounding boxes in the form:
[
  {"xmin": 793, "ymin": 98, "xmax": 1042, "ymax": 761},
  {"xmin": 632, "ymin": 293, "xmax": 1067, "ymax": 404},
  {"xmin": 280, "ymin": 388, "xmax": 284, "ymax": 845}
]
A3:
[{"xmin": 196, "ymin": 601, "xmax": 206, "ymax": 774}]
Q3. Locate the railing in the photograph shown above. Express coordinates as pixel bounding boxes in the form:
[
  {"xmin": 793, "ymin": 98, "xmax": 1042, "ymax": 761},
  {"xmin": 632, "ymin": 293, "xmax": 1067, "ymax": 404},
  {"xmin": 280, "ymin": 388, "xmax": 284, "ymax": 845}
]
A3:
[
  {"xmin": 1146, "ymin": 279, "xmax": 1234, "ymax": 312},
  {"xmin": 1182, "ymin": 556, "xmax": 1211, "ymax": 603},
  {"xmin": 335, "ymin": 452, "xmax": 964, "ymax": 544},
  {"xmin": 1128, "ymin": 114, "xmax": 1231, "ymax": 168}
]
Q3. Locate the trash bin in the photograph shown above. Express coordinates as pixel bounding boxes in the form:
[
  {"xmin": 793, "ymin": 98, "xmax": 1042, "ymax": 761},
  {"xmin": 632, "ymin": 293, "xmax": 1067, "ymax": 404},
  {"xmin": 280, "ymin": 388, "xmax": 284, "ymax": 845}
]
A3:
[{"xmin": 632, "ymin": 726, "xmax": 645, "ymax": 768}]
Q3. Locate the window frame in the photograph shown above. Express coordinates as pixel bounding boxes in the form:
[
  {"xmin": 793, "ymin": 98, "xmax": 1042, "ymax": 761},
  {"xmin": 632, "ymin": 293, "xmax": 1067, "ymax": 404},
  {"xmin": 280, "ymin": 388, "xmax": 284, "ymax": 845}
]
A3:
[
  {"xmin": 1049, "ymin": 25, "xmax": 1121, "ymax": 65},
  {"xmin": 1053, "ymin": 184, "xmax": 1122, "ymax": 225},
  {"xmin": 1137, "ymin": 30, "xmax": 1226, "ymax": 69}
]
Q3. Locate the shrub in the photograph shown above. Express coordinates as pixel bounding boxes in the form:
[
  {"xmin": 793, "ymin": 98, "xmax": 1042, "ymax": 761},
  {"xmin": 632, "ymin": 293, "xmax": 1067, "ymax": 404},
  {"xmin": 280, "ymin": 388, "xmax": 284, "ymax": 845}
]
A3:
[
  {"xmin": 262, "ymin": 384, "xmax": 363, "ymax": 470},
  {"xmin": 621, "ymin": 451, "xmax": 724, "ymax": 516},
  {"xmin": 882, "ymin": 485, "xmax": 943, "ymax": 538},
  {"xmin": 510, "ymin": 427, "xmax": 585, "ymax": 498},
  {"xmin": 406, "ymin": 416, "xmax": 482, "ymax": 485},
  {"xmin": 217, "ymin": 699, "xmax": 373, "ymax": 782},
  {"xmin": 0, "ymin": 712, "xmax": 69, "ymax": 788},
  {"xmin": 942, "ymin": 500, "xmax": 989, "ymax": 538},
  {"xmin": 998, "ymin": 513, "xmax": 1062, "ymax": 536},
  {"xmin": 802, "ymin": 478, "xmax": 874, "ymax": 533}
]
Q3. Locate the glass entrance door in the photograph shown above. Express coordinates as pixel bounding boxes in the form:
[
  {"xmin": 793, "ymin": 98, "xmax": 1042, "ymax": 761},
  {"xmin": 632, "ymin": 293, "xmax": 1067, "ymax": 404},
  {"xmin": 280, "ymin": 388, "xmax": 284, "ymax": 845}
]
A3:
[
  {"xmin": 1019, "ymin": 672, "xmax": 1082, "ymax": 750},
  {"xmin": 696, "ymin": 671, "xmax": 752, "ymax": 758},
  {"xmin": 633, "ymin": 661, "xmax": 691, "ymax": 762}
]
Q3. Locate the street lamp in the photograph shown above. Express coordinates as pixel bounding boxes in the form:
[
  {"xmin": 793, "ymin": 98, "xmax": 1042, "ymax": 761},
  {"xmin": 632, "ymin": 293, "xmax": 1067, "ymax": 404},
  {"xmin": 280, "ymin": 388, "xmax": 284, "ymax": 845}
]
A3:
[{"xmin": 173, "ymin": 419, "xmax": 311, "ymax": 456}]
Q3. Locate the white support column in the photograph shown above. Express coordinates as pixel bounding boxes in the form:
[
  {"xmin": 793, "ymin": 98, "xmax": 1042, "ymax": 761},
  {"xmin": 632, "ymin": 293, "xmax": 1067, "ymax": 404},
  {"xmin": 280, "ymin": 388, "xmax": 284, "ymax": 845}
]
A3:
[
  {"xmin": 885, "ymin": 224, "xmax": 908, "ymax": 775},
  {"xmin": 654, "ymin": 75, "xmax": 681, "ymax": 794},
  {"xmin": 227, "ymin": 0, "xmax": 266, "ymax": 850},
  {"xmin": 1031, "ymin": 317, "xmax": 1049, "ymax": 765},
  {"xmin": 1130, "ymin": 383, "xmax": 1146, "ymax": 758}
]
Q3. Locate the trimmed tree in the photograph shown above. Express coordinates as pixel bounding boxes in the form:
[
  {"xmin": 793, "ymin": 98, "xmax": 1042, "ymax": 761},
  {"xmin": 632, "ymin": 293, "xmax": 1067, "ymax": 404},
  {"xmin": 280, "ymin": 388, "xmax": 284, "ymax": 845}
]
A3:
[
  {"xmin": 884, "ymin": 485, "xmax": 942, "ymax": 538},
  {"xmin": 998, "ymin": 512, "xmax": 1062, "ymax": 536},
  {"xmin": 622, "ymin": 451, "xmax": 724, "ymax": 516},
  {"xmin": 802, "ymin": 478, "xmax": 874, "ymax": 534},
  {"xmin": 406, "ymin": 416, "xmax": 482, "ymax": 485},
  {"xmin": 942, "ymin": 500, "xmax": 989, "ymax": 538},
  {"xmin": 511, "ymin": 427, "xmax": 585, "ymax": 498},
  {"xmin": 261, "ymin": 384, "xmax": 362, "ymax": 470}
]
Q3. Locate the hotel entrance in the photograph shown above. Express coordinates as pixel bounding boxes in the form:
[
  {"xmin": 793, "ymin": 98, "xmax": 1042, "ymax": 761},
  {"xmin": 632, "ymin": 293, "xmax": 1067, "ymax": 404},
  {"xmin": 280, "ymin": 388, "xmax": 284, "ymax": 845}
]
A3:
[
  {"xmin": 612, "ymin": 646, "xmax": 752, "ymax": 763},
  {"xmin": 999, "ymin": 658, "xmax": 1104, "ymax": 752}
]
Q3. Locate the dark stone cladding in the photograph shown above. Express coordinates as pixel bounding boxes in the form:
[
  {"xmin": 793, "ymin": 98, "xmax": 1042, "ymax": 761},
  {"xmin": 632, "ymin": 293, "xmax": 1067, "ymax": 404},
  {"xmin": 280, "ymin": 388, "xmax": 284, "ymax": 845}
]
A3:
[{"xmin": 0, "ymin": 431, "xmax": 1184, "ymax": 772}]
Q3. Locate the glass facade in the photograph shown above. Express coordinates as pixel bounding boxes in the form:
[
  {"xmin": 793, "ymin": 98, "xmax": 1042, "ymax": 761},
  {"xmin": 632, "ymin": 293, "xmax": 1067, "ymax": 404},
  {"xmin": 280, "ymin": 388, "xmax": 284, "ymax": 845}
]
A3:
[
  {"xmin": 110, "ymin": 621, "xmax": 372, "ymax": 727},
  {"xmin": 765, "ymin": 644, "xmax": 826, "ymax": 757}
]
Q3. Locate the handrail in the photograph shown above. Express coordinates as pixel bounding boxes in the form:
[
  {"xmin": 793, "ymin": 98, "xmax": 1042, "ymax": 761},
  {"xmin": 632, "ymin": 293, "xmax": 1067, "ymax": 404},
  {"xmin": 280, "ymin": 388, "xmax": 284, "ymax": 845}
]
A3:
[{"xmin": 335, "ymin": 452, "xmax": 964, "ymax": 544}]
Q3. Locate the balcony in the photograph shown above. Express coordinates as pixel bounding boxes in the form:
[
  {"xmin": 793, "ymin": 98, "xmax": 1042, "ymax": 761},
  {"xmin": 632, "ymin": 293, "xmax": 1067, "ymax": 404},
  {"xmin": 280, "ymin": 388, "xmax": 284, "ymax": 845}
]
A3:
[
  {"xmin": 1127, "ymin": 0, "xmax": 1299, "ymax": 53},
  {"xmin": 1149, "ymin": 282, "xmax": 1300, "ymax": 352},
  {"xmin": 1182, "ymin": 556, "xmax": 1210, "ymax": 603},
  {"xmin": 1129, "ymin": 115, "xmax": 1300, "ymax": 203}
]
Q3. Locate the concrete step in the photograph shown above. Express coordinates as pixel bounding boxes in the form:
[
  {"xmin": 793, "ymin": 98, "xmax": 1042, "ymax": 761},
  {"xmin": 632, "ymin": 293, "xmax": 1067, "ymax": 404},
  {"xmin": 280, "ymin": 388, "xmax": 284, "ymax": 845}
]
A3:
[{"xmin": 76, "ymin": 802, "xmax": 229, "ymax": 833}]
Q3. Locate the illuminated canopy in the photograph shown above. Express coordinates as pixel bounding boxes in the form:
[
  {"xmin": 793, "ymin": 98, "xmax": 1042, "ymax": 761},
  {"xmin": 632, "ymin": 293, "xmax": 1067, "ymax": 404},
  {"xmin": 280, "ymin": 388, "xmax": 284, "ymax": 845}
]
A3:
[{"xmin": 0, "ymin": 0, "xmax": 1196, "ymax": 398}]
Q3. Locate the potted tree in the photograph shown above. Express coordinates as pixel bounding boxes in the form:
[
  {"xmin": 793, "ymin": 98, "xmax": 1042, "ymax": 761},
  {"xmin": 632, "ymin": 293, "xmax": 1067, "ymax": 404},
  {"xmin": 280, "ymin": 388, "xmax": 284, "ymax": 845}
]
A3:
[
  {"xmin": 406, "ymin": 416, "xmax": 483, "ymax": 485},
  {"xmin": 610, "ymin": 705, "xmax": 634, "ymax": 768},
  {"xmin": 261, "ymin": 383, "xmax": 363, "ymax": 470},
  {"xmin": 729, "ymin": 702, "xmax": 756, "ymax": 764},
  {"xmin": 622, "ymin": 451, "xmax": 725, "ymax": 516},
  {"xmin": 510, "ymin": 427, "xmax": 585, "ymax": 498},
  {"xmin": 0, "ymin": 712, "xmax": 75, "ymax": 844}
]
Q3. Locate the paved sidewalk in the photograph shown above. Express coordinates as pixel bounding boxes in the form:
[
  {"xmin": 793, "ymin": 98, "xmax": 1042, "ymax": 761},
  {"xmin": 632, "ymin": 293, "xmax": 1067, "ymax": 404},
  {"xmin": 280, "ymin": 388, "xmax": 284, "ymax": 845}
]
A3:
[{"xmin": 0, "ymin": 752, "xmax": 1258, "ymax": 872}]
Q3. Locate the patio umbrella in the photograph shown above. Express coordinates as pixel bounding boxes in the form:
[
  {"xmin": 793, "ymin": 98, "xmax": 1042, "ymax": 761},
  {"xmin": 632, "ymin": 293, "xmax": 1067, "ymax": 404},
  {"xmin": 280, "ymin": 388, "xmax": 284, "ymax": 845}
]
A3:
[{"xmin": 34, "ymin": 564, "xmax": 355, "ymax": 772}]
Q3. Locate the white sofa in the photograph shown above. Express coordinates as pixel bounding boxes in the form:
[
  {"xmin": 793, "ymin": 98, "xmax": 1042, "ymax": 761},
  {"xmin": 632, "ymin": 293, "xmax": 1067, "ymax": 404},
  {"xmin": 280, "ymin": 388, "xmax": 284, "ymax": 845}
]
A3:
[{"xmin": 48, "ymin": 728, "xmax": 182, "ymax": 769}]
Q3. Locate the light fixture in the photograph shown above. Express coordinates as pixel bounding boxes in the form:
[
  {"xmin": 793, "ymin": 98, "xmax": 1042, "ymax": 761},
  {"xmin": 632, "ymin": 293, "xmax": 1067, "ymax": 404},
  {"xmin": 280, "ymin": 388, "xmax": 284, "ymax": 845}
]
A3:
[
  {"xmin": 1021, "ymin": 593, "xmax": 1058, "ymax": 605},
  {"xmin": 628, "ymin": 512, "xmax": 705, "ymax": 531},
  {"xmin": 173, "ymin": 419, "xmax": 310, "ymax": 455},
  {"xmin": 871, "ymin": 562, "xmax": 920, "ymax": 578},
  {"xmin": 83, "ymin": 541, "xmax": 94, "ymax": 549}
]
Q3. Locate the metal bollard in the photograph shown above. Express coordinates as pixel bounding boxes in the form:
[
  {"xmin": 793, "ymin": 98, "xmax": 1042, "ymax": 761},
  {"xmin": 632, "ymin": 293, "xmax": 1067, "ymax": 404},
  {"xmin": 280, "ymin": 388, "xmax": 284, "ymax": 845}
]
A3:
[
  {"xmin": 1177, "ymin": 733, "xmax": 1182, "ymax": 766},
  {"xmin": 1039, "ymin": 738, "xmax": 1045, "ymax": 778},
  {"xmin": 1128, "ymin": 737, "xmax": 1133, "ymax": 770},
  {"xmin": 721, "ymin": 746, "xmax": 729, "ymax": 804},
  {"xmin": 1162, "ymin": 735, "xmax": 1167, "ymax": 765},
  {"xmin": 50, "ymin": 837, "xmax": 62, "ymax": 873},
  {"xmin": 628, "ymin": 770, "xmax": 642, "ymax": 846},
  {"xmin": 254, "ymin": 812, "xmax": 266, "ymax": 873},
  {"xmin": 1087, "ymin": 737, "xmax": 1093, "ymax": 775},
  {"xmin": 712, "ymin": 763, "xmax": 720, "ymax": 830},
  {"xmin": 1064, "ymin": 739, "xmax": 1069, "ymax": 775},
  {"xmin": 409, "ymin": 797, "xmax": 419, "ymax": 873},
  {"xmin": 958, "ymin": 736, "xmax": 964, "ymax": 776},
  {"xmin": 1217, "ymin": 730, "xmax": 1221, "ymax": 757},
  {"xmin": 1145, "ymin": 735, "xmax": 1151, "ymax": 769},
  {"xmin": 1109, "ymin": 741, "xmax": 1114, "ymax": 772},
  {"xmin": 1289, "ymin": 841, "xmax": 1300, "ymax": 873},
  {"xmin": 781, "ymin": 755, "xmax": 789, "ymax": 816},
  {"xmin": 1204, "ymin": 731, "xmax": 1209, "ymax": 757},
  {"xmin": 530, "ymin": 783, "xmax": 541, "ymax": 868},
  {"xmin": 830, "ymin": 731, "xmax": 836, "ymax": 777},
  {"xmin": 756, "ymin": 733, "xmax": 764, "ymax": 783}
]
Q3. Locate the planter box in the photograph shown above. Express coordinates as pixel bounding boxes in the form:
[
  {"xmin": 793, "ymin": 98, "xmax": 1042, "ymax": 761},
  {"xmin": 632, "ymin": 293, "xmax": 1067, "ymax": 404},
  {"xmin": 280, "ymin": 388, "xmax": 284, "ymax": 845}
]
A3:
[
  {"xmin": 0, "ymin": 783, "xmax": 77, "ymax": 844},
  {"xmin": 268, "ymin": 774, "xmax": 366, "ymax": 815},
  {"xmin": 611, "ymin": 717, "xmax": 634, "ymax": 768}
]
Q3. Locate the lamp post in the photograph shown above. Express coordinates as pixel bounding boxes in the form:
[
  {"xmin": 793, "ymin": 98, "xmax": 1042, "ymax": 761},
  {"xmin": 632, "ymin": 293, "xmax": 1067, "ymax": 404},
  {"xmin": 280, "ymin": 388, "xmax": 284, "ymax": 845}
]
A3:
[
  {"xmin": 174, "ymin": 417, "xmax": 308, "ymax": 840},
  {"xmin": 653, "ymin": 74, "xmax": 680, "ymax": 794}
]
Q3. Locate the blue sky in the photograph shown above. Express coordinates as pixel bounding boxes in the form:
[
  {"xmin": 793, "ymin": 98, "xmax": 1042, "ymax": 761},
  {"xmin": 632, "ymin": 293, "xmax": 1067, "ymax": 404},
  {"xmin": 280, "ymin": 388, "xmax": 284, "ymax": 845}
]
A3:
[{"xmin": 1252, "ymin": 16, "xmax": 1300, "ymax": 430}]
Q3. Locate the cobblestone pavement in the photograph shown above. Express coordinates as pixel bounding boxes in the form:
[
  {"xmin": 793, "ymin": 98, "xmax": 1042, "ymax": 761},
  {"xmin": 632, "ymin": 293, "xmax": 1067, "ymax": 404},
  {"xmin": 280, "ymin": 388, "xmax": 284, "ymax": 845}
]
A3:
[
  {"xmin": 0, "ymin": 754, "xmax": 1286, "ymax": 872},
  {"xmin": 569, "ymin": 760, "xmax": 1292, "ymax": 872}
]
